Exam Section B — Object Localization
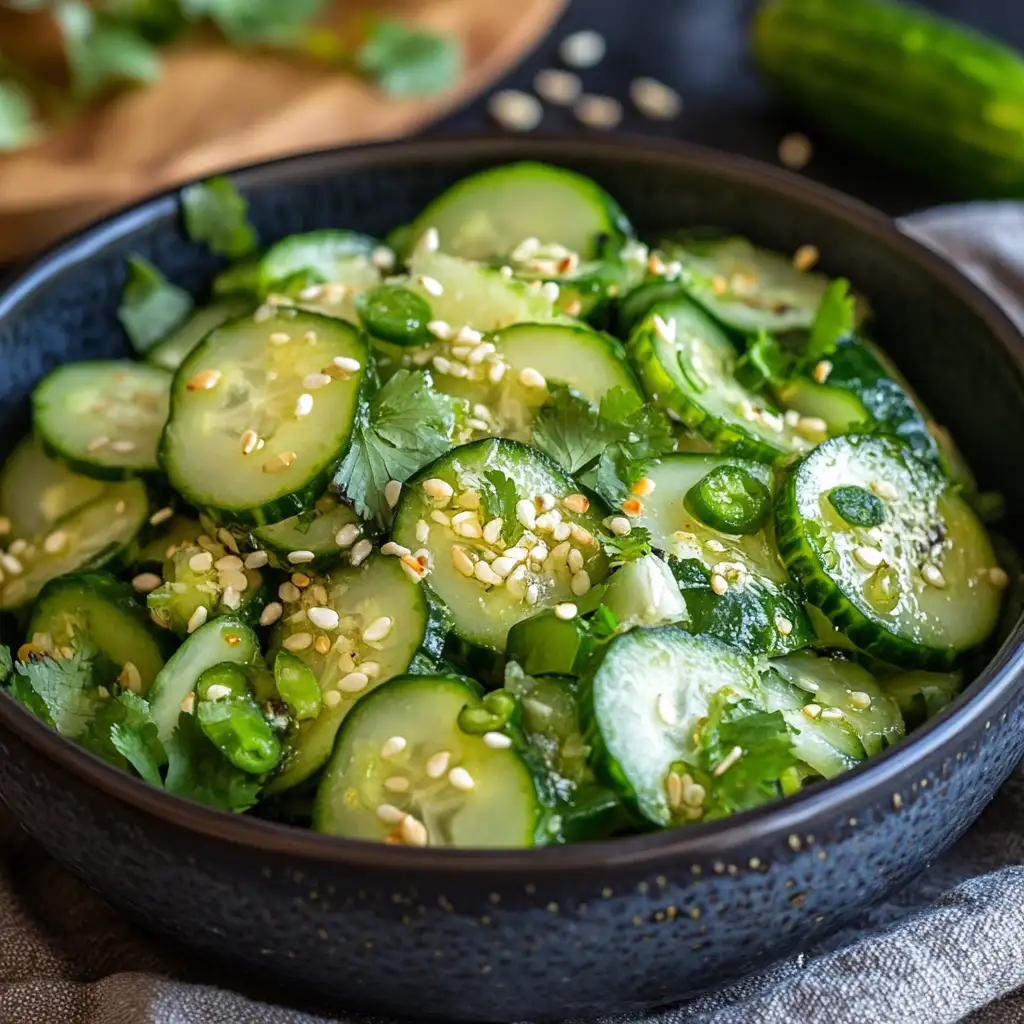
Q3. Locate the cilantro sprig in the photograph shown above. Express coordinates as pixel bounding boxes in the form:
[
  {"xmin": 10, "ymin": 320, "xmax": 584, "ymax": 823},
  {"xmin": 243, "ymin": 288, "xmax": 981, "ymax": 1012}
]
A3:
[{"xmin": 117, "ymin": 253, "xmax": 194, "ymax": 353}]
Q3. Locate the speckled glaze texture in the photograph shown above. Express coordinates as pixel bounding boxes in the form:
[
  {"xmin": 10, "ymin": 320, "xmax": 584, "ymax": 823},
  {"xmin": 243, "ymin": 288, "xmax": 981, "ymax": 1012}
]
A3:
[{"xmin": 0, "ymin": 137, "xmax": 1022, "ymax": 1023}]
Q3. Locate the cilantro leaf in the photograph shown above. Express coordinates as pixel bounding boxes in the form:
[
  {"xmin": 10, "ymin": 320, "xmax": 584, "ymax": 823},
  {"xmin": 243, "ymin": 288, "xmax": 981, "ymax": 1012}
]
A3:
[
  {"xmin": 0, "ymin": 644, "xmax": 12, "ymax": 683},
  {"xmin": 0, "ymin": 79, "xmax": 43, "ymax": 152},
  {"xmin": 475, "ymin": 469, "xmax": 523, "ymax": 547},
  {"xmin": 335, "ymin": 370, "xmax": 458, "ymax": 527},
  {"xmin": 107, "ymin": 691, "xmax": 166, "ymax": 785},
  {"xmin": 805, "ymin": 278, "xmax": 855, "ymax": 365},
  {"xmin": 181, "ymin": 176, "xmax": 258, "ymax": 259},
  {"xmin": 13, "ymin": 648, "xmax": 102, "ymax": 739},
  {"xmin": 735, "ymin": 330, "xmax": 794, "ymax": 391},
  {"xmin": 530, "ymin": 387, "xmax": 604, "ymax": 474},
  {"xmin": 357, "ymin": 19, "xmax": 462, "ymax": 97},
  {"xmin": 164, "ymin": 711, "xmax": 262, "ymax": 813},
  {"xmin": 600, "ymin": 524, "xmax": 652, "ymax": 565},
  {"xmin": 117, "ymin": 254, "xmax": 194, "ymax": 353},
  {"xmin": 589, "ymin": 605, "xmax": 619, "ymax": 640},
  {"xmin": 56, "ymin": 2, "xmax": 162, "ymax": 101},
  {"xmin": 179, "ymin": 0, "xmax": 330, "ymax": 45}
]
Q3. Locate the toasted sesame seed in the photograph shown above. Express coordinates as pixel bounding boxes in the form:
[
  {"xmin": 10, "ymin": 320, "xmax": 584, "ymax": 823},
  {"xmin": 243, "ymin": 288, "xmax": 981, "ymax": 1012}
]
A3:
[
  {"xmin": 384, "ymin": 776, "xmax": 410, "ymax": 793},
  {"xmin": 418, "ymin": 275, "xmax": 444, "ymax": 297},
  {"xmin": 796, "ymin": 416, "xmax": 828, "ymax": 439},
  {"xmin": 308, "ymin": 606, "xmax": 340, "ymax": 630},
  {"xmin": 487, "ymin": 361, "xmax": 507, "ymax": 384},
  {"xmin": 186, "ymin": 368, "xmax": 222, "ymax": 391},
  {"xmin": 921, "ymin": 563, "xmax": 947, "ymax": 588},
  {"xmin": 573, "ymin": 93, "xmax": 622, "ymax": 130},
  {"xmin": 632, "ymin": 477, "xmax": 656, "ymax": 498},
  {"xmin": 488, "ymin": 556, "xmax": 516, "ymax": 579},
  {"xmin": 294, "ymin": 393, "xmax": 314, "ymax": 418},
  {"xmin": 333, "ymin": 356, "xmax": 362, "ymax": 376},
  {"xmin": 474, "ymin": 561, "xmax": 503, "ymax": 586},
  {"xmin": 554, "ymin": 602, "xmax": 578, "ymax": 621},
  {"xmin": 291, "ymin": 572, "xmax": 311, "ymax": 588},
  {"xmin": 322, "ymin": 689, "xmax": 341, "ymax": 708},
  {"xmin": 666, "ymin": 771, "xmax": 684, "ymax": 810},
  {"xmin": 263, "ymin": 451, "xmax": 297, "ymax": 474},
  {"xmin": 779, "ymin": 132, "xmax": 813, "ymax": 169},
  {"xmin": 334, "ymin": 523, "xmax": 361, "ymax": 549},
  {"xmin": 849, "ymin": 691, "xmax": 872, "ymax": 709},
  {"xmin": 414, "ymin": 519, "xmax": 430, "ymax": 545},
  {"xmin": 351, "ymin": 539, "xmax": 373, "ymax": 566},
  {"xmin": 518, "ymin": 367, "xmax": 547, "ymax": 389},
  {"xmin": 710, "ymin": 573, "xmax": 729, "ymax": 596},
  {"xmin": 401, "ymin": 554, "xmax": 428, "ymax": 582},
  {"xmin": 149, "ymin": 506, "xmax": 174, "ymax": 527},
  {"xmin": 854, "ymin": 546, "xmax": 884, "ymax": 570},
  {"xmin": 802, "ymin": 703, "xmax": 822, "ymax": 719},
  {"xmin": 560, "ymin": 29, "xmax": 606, "ymax": 68},
  {"xmin": 381, "ymin": 479, "xmax": 403, "ymax": 510},
  {"xmin": 362, "ymin": 616, "xmax": 393, "ymax": 644},
  {"xmin": 812, "ymin": 360, "xmax": 833, "ymax": 384},
  {"xmin": 400, "ymin": 815, "xmax": 428, "ymax": 847},
  {"xmin": 525, "ymin": 584, "xmax": 539, "ymax": 605},
  {"xmin": 607, "ymin": 516, "xmax": 632, "ymax": 537},
  {"xmin": 567, "ymin": 548, "xmax": 585, "ymax": 573},
  {"xmin": 713, "ymin": 745, "xmax": 743, "ymax": 776},
  {"xmin": 629, "ymin": 76, "xmax": 682, "ymax": 120},
  {"xmin": 489, "ymin": 89, "xmax": 543, "ymax": 132},
  {"xmin": 110, "ymin": 440, "xmax": 136, "ymax": 454},
  {"xmin": 244, "ymin": 550, "xmax": 269, "ymax": 569},
  {"xmin": 868, "ymin": 480, "xmax": 898, "ymax": 501},
  {"xmin": 534, "ymin": 67, "xmax": 582, "ymax": 105},
  {"xmin": 418, "ymin": 226, "xmax": 440, "ymax": 253},
  {"xmin": 287, "ymin": 549, "xmax": 316, "ymax": 565},
  {"xmin": 990, "ymin": 567, "xmax": 1010, "ymax": 589},
  {"xmin": 793, "ymin": 245, "xmax": 820, "ymax": 272},
  {"xmin": 425, "ymin": 319, "xmax": 452, "ymax": 341},
  {"xmin": 132, "ymin": 572, "xmax": 162, "ymax": 594},
  {"xmin": 451, "ymin": 545, "xmax": 475, "ymax": 577},
  {"xmin": 186, "ymin": 606, "xmax": 208, "ymax": 634},
  {"xmin": 42, "ymin": 530, "xmax": 67, "ymax": 554},
  {"xmin": 283, "ymin": 632, "xmax": 313, "ymax": 652},
  {"xmin": 338, "ymin": 671, "xmax": 369, "ymax": 692},
  {"xmin": 87, "ymin": 435, "xmax": 109, "ymax": 452},
  {"xmin": 514, "ymin": 499, "xmax": 537, "ymax": 530},
  {"xmin": 431, "ymin": 510, "xmax": 452, "ymax": 529},
  {"xmin": 279, "ymin": 581, "xmax": 301, "ymax": 603},
  {"xmin": 621, "ymin": 498, "xmax": 643, "ymax": 517},
  {"xmin": 180, "ymin": 692, "xmax": 195, "ymax": 713},
  {"xmin": 425, "ymin": 750, "xmax": 451, "ymax": 779},
  {"xmin": 561, "ymin": 493, "xmax": 590, "ymax": 515},
  {"xmin": 482, "ymin": 518, "xmax": 504, "ymax": 546},
  {"xmin": 188, "ymin": 551, "xmax": 214, "ymax": 573},
  {"xmin": 422, "ymin": 478, "xmax": 454, "ymax": 500},
  {"xmin": 381, "ymin": 736, "xmax": 407, "ymax": 760},
  {"xmin": 656, "ymin": 692, "xmax": 677, "ymax": 726},
  {"xmin": 377, "ymin": 803, "xmax": 405, "ymax": 825},
  {"xmin": 239, "ymin": 429, "xmax": 259, "ymax": 455},
  {"xmin": 683, "ymin": 780, "xmax": 706, "ymax": 808},
  {"xmin": 775, "ymin": 615, "xmax": 794, "ymax": 637},
  {"xmin": 571, "ymin": 569, "xmax": 592, "ymax": 596},
  {"xmin": 454, "ymin": 520, "xmax": 482, "ymax": 540},
  {"xmin": 2, "ymin": 551, "xmax": 25, "ymax": 575},
  {"xmin": 821, "ymin": 707, "xmax": 844, "ymax": 720},
  {"xmin": 448, "ymin": 766, "xmax": 475, "ymax": 791},
  {"xmin": 259, "ymin": 602, "xmax": 283, "ymax": 626},
  {"xmin": 483, "ymin": 731, "xmax": 512, "ymax": 749},
  {"xmin": 381, "ymin": 541, "xmax": 411, "ymax": 558}
]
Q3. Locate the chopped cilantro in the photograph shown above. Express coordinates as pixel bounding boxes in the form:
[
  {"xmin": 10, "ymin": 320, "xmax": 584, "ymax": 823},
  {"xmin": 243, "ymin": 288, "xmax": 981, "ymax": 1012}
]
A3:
[
  {"xmin": 107, "ymin": 691, "xmax": 166, "ymax": 785},
  {"xmin": 181, "ymin": 176, "xmax": 258, "ymax": 259},
  {"xmin": 476, "ymin": 469, "xmax": 523, "ymax": 547},
  {"xmin": 117, "ymin": 254, "xmax": 194, "ymax": 353},
  {"xmin": 589, "ymin": 605, "xmax": 619, "ymax": 640},
  {"xmin": 805, "ymin": 278, "xmax": 855, "ymax": 366},
  {"xmin": 335, "ymin": 370, "xmax": 459, "ymax": 527},
  {"xmin": 356, "ymin": 19, "xmax": 462, "ymax": 97},
  {"xmin": 13, "ymin": 648, "xmax": 103, "ymax": 739},
  {"xmin": 600, "ymin": 524, "xmax": 652, "ymax": 565},
  {"xmin": 179, "ymin": 0, "xmax": 330, "ymax": 44}
]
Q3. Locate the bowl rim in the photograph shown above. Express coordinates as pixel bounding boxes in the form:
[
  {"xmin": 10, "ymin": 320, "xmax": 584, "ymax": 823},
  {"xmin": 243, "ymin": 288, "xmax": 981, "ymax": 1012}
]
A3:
[{"xmin": 1, "ymin": 132, "xmax": 1023, "ymax": 875}]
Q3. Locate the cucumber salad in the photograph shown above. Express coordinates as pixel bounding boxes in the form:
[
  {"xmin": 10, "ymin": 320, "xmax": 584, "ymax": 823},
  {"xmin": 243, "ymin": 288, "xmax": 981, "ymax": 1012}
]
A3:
[{"xmin": 1, "ymin": 162, "xmax": 1013, "ymax": 848}]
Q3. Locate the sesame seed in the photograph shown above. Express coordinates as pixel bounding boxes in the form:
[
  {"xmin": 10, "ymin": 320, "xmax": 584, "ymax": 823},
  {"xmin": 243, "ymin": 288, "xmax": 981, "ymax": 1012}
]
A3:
[
  {"xmin": 294, "ymin": 393, "xmax": 314, "ymax": 418},
  {"xmin": 793, "ymin": 244, "xmax": 820, "ymax": 272},
  {"xmin": 384, "ymin": 776, "xmax": 410, "ymax": 793},
  {"xmin": 205, "ymin": 683, "xmax": 232, "ymax": 701},
  {"xmin": 323, "ymin": 690, "xmax": 342, "ymax": 708},
  {"xmin": 333, "ymin": 355, "xmax": 362, "ymax": 375},
  {"xmin": 448, "ymin": 766, "xmax": 475, "ymax": 791},
  {"xmin": 608, "ymin": 516, "xmax": 631, "ymax": 537},
  {"xmin": 291, "ymin": 572, "xmax": 311, "ymax": 589},
  {"xmin": 474, "ymin": 561, "xmax": 503, "ymax": 586},
  {"xmin": 269, "ymin": 331, "xmax": 291, "ymax": 346},
  {"xmin": 656, "ymin": 692, "xmax": 677, "ymax": 726},
  {"xmin": 571, "ymin": 569, "xmax": 592, "ymax": 596},
  {"xmin": 299, "ymin": 285, "xmax": 323, "ymax": 300},
  {"xmin": 803, "ymin": 703, "xmax": 822, "ymax": 719},
  {"xmin": 489, "ymin": 89, "xmax": 543, "ymax": 132},
  {"xmin": 180, "ymin": 692, "xmax": 195, "ymax": 714},
  {"xmin": 350, "ymin": 539, "xmax": 372, "ymax": 566},
  {"xmin": 400, "ymin": 815, "xmax": 428, "ymax": 847},
  {"xmin": 432, "ymin": 356, "xmax": 452, "ymax": 375},
  {"xmin": 683, "ymin": 781, "xmax": 706, "ymax": 808},
  {"xmin": 871, "ymin": 480, "xmax": 899, "ymax": 500},
  {"xmin": 415, "ymin": 520, "xmax": 430, "ymax": 545},
  {"xmin": 381, "ymin": 541, "xmax": 411, "ymax": 558},
  {"xmin": 629, "ymin": 76, "xmax": 682, "ymax": 120},
  {"xmin": 308, "ymin": 606, "xmax": 340, "ymax": 630},
  {"xmin": 534, "ymin": 67, "xmax": 582, "ymax": 105},
  {"xmin": 244, "ymin": 550, "xmax": 269, "ymax": 569},
  {"xmin": 259, "ymin": 602, "xmax": 283, "ymax": 626},
  {"xmin": 854, "ymin": 546, "xmax": 884, "ymax": 570},
  {"xmin": 338, "ymin": 671, "xmax": 369, "ymax": 692},
  {"xmin": 370, "ymin": 245, "xmax": 395, "ymax": 271},
  {"xmin": 42, "ymin": 530, "xmax": 67, "ymax": 554},
  {"xmin": 186, "ymin": 368, "xmax": 222, "ymax": 391},
  {"xmin": 240, "ymin": 429, "xmax": 259, "ymax": 455},
  {"xmin": 149, "ymin": 506, "xmax": 174, "ymax": 527},
  {"xmin": 573, "ymin": 93, "xmax": 622, "ymax": 130},
  {"xmin": 362, "ymin": 616, "xmax": 393, "ymax": 644},
  {"xmin": 775, "ymin": 615, "xmax": 793, "ymax": 637},
  {"xmin": 568, "ymin": 524, "xmax": 592, "ymax": 546},
  {"xmin": 632, "ymin": 477, "xmax": 656, "ymax": 498},
  {"xmin": 418, "ymin": 275, "xmax": 444, "ymax": 297},
  {"xmin": 451, "ymin": 545, "xmax": 475, "ymax": 577},
  {"xmin": 779, "ymin": 132, "xmax": 813, "ymax": 170},
  {"xmin": 567, "ymin": 548, "xmax": 584, "ymax": 573},
  {"xmin": 263, "ymin": 451, "xmax": 297, "ymax": 474},
  {"xmin": 87, "ymin": 436, "xmax": 109, "ymax": 452},
  {"xmin": 821, "ymin": 707, "xmax": 844, "ymax": 720},
  {"xmin": 488, "ymin": 361, "xmax": 507, "ymax": 384},
  {"xmin": 283, "ymin": 632, "xmax": 313, "ymax": 652},
  {"xmin": 287, "ymin": 549, "xmax": 316, "ymax": 565},
  {"xmin": 2, "ymin": 552, "xmax": 24, "ymax": 575},
  {"xmin": 422, "ymin": 478, "xmax": 454, "ymax": 500},
  {"xmin": 560, "ymin": 29, "xmax": 606, "ymax": 68},
  {"xmin": 849, "ymin": 691, "xmax": 872, "ymax": 709},
  {"xmin": 540, "ymin": 281, "xmax": 560, "ymax": 303},
  {"xmin": 383, "ymin": 479, "xmax": 403, "ymax": 510},
  {"xmin": 554, "ymin": 602, "xmax": 578, "ymax": 621},
  {"xmin": 990, "ymin": 567, "xmax": 1010, "ymax": 589},
  {"xmin": 483, "ymin": 731, "xmax": 512, "ymax": 749},
  {"xmin": 812, "ymin": 360, "xmax": 833, "ymax": 384},
  {"xmin": 621, "ymin": 498, "xmax": 643, "ymax": 517},
  {"xmin": 377, "ymin": 803, "xmax": 405, "ymax": 824},
  {"xmin": 132, "ymin": 572, "xmax": 161, "ymax": 594},
  {"xmin": 921, "ymin": 563, "xmax": 947, "ymax": 588},
  {"xmin": 515, "ymin": 499, "xmax": 537, "ymax": 530},
  {"xmin": 713, "ymin": 745, "xmax": 743, "ymax": 776},
  {"xmin": 482, "ymin": 518, "xmax": 504, "ymax": 546},
  {"xmin": 381, "ymin": 736, "xmax": 407, "ymax": 759},
  {"xmin": 705, "ymin": 538, "xmax": 726, "ymax": 553},
  {"xmin": 427, "ymin": 320, "xmax": 452, "ymax": 340},
  {"xmin": 710, "ymin": 573, "xmax": 729, "ymax": 596},
  {"xmin": 279, "ymin": 581, "xmax": 301, "ymax": 603},
  {"xmin": 186, "ymin": 606, "xmax": 208, "ymax": 634},
  {"xmin": 561, "ymin": 493, "xmax": 590, "ymax": 514},
  {"xmin": 518, "ymin": 367, "xmax": 547, "ymax": 389},
  {"xmin": 335, "ymin": 524, "xmax": 361, "ymax": 549},
  {"xmin": 110, "ymin": 440, "xmax": 136, "ymax": 453},
  {"xmin": 189, "ymin": 551, "xmax": 214, "ymax": 573},
  {"xmin": 426, "ymin": 750, "xmax": 451, "ymax": 778},
  {"xmin": 784, "ymin": 409, "xmax": 801, "ymax": 428},
  {"xmin": 525, "ymin": 584, "xmax": 539, "ymax": 605},
  {"xmin": 489, "ymin": 556, "xmax": 517, "ymax": 579},
  {"xmin": 666, "ymin": 771, "xmax": 684, "ymax": 810},
  {"xmin": 796, "ymin": 416, "xmax": 828, "ymax": 439},
  {"xmin": 418, "ymin": 226, "xmax": 440, "ymax": 253},
  {"xmin": 454, "ymin": 520, "xmax": 482, "ymax": 540}
]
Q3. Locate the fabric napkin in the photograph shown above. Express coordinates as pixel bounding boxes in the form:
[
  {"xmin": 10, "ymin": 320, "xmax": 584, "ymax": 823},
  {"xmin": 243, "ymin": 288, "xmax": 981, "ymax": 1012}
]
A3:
[{"xmin": 1, "ymin": 204, "xmax": 1023, "ymax": 1024}]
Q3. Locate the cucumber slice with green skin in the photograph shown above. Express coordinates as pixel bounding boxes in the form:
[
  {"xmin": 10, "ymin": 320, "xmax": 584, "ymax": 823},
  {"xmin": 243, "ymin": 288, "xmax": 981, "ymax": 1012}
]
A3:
[
  {"xmin": 616, "ymin": 277, "xmax": 690, "ymax": 338},
  {"xmin": 161, "ymin": 309, "xmax": 368, "ymax": 527},
  {"xmin": 392, "ymin": 438, "xmax": 611, "ymax": 652},
  {"xmin": 878, "ymin": 667, "xmax": 962, "ymax": 729},
  {"xmin": 286, "ymin": 257, "xmax": 381, "ymax": 324},
  {"xmin": 212, "ymin": 256, "xmax": 261, "ymax": 297},
  {"xmin": 33, "ymin": 361, "xmax": 172, "ymax": 479},
  {"xmin": 0, "ymin": 478, "xmax": 149, "ymax": 609},
  {"xmin": 265, "ymin": 554, "xmax": 446, "ymax": 796},
  {"xmin": 635, "ymin": 454, "xmax": 813, "ymax": 656},
  {"xmin": 148, "ymin": 616, "xmax": 264, "ymax": 742},
  {"xmin": 775, "ymin": 434, "xmax": 1003, "ymax": 668},
  {"xmin": 146, "ymin": 537, "xmax": 266, "ymax": 637},
  {"xmin": 313, "ymin": 674, "xmax": 543, "ymax": 847},
  {"xmin": 407, "ymin": 162, "xmax": 632, "ymax": 262},
  {"xmin": 250, "ymin": 492, "xmax": 366, "ymax": 571},
  {"xmin": 146, "ymin": 295, "xmax": 253, "ymax": 372},
  {"xmin": 506, "ymin": 609, "xmax": 601, "ymax": 678},
  {"xmin": 257, "ymin": 229, "xmax": 378, "ymax": 295},
  {"xmin": 0, "ymin": 435, "xmax": 105, "ymax": 538},
  {"xmin": 629, "ymin": 299, "xmax": 809, "ymax": 461},
  {"xmin": 664, "ymin": 237, "xmax": 832, "ymax": 334},
  {"xmin": 584, "ymin": 626, "xmax": 762, "ymax": 827},
  {"xmin": 430, "ymin": 322, "xmax": 641, "ymax": 443},
  {"xmin": 775, "ymin": 337, "xmax": 937, "ymax": 461},
  {"xmin": 28, "ymin": 573, "xmax": 168, "ymax": 694}
]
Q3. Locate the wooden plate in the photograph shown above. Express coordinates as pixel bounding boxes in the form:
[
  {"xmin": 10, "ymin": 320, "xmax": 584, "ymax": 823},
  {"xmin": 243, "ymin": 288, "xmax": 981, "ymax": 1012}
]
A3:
[{"xmin": 0, "ymin": 0, "xmax": 565, "ymax": 261}]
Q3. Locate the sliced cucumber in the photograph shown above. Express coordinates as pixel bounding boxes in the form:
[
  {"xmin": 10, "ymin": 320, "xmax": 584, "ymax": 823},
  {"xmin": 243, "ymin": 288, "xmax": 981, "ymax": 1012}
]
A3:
[
  {"xmin": 287, "ymin": 256, "xmax": 381, "ymax": 324},
  {"xmin": 147, "ymin": 295, "xmax": 253, "ymax": 372},
  {"xmin": 392, "ymin": 438, "xmax": 610, "ymax": 652},
  {"xmin": 505, "ymin": 609, "xmax": 601, "ymax": 678},
  {"xmin": 601, "ymin": 553, "xmax": 689, "ymax": 632},
  {"xmin": 775, "ymin": 337, "xmax": 936, "ymax": 461},
  {"xmin": 33, "ymin": 361, "xmax": 171, "ymax": 478},
  {"xmin": 28, "ymin": 573, "xmax": 167, "ymax": 693},
  {"xmin": 0, "ymin": 478, "xmax": 149, "ymax": 609},
  {"xmin": 313, "ymin": 674, "xmax": 542, "ymax": 847},
  {"xmin": 878, "ymin": 667, "xmax": 963, "ymax": 728},
  {"xmin": 265, "ymin": 554, "xmax": 446, "ymax": 796},
  {"xmin": 585, "ymin": 626, "xmax": 761, "ymax": 826},
  {"xmin": 629, "ymin": 299, "xmax": 808, "ymax": 460},
  {"xmin": 133, "ymin": 514, "xmax": 204, "ymax": 570},
  {"xmin": 776, "ymin": 434, "xmax": 1002, "ymax": 668},
  {"xmin": 407, "ymin": 163, "xmax": 632, "ymax": 262},
  {"xmin": 0, "ymin": 435, "xmax": 105, "ymax": 538},
  {"xmin": 250, "ymin": 491, "xmax": 366, "ymax": 570},
  {"xmin": 665, "ymin": 236, "xmax": 832, "ymax": 333},
  {"xmin": 258, "ymin": 229, "xmax": 378, "ymax": 294},
  {"xmin": 148, "ymin": 616, "xmax": 264, "ymax": 741},
  {"xmin": 635, "ymin": 454, "xmax": 813, "ymax": 656},
  {"xmin": 161, "ymin": 309, "xmax": 368, "ymax": 526},
  {"xmin": 212, "ymin": 255, "xmax": 261, "ymax": 297}
]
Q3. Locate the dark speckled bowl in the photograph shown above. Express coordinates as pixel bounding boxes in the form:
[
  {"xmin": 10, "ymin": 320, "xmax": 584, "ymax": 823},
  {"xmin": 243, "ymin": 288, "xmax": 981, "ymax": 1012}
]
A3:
[{"xmin": 0, "ymin": 137, "xmax": 1022, "ymax": 1023}]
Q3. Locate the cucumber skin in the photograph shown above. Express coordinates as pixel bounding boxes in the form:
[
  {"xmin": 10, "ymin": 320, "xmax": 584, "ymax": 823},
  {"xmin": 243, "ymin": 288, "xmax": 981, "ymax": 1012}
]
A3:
[
  {"xmin": 774, "ymin": 451, "xmax": 958, "ymax": 671},
  {"xmin": 753, "ymin": 0, "xmax": 1024, "ymax": 198}
]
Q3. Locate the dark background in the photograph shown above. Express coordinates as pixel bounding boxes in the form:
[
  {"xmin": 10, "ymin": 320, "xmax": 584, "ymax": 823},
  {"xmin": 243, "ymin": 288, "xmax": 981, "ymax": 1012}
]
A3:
[{"xmin": 438, "ymin": 0, "xmax": 1024, "ymax": 218}]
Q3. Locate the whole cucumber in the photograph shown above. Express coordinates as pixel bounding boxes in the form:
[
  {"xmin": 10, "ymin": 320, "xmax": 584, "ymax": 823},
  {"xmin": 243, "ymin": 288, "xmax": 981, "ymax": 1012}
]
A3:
[{"xmin": 752, "ymin": 0, "xmax": 1024, "ymax": 198}]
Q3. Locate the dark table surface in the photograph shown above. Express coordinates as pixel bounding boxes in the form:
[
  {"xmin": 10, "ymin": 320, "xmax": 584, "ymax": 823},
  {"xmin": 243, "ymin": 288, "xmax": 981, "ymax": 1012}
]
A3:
[{"xmin": 437, "ymin": 0, "xmax": 1024, "ymax": 218}]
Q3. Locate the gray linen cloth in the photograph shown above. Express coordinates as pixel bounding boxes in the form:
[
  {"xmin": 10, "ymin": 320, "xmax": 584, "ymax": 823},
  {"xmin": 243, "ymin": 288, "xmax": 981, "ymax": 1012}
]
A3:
[{"xmin": 2, "ymin": 204, "xmax": 1024, "ymax": 1024}]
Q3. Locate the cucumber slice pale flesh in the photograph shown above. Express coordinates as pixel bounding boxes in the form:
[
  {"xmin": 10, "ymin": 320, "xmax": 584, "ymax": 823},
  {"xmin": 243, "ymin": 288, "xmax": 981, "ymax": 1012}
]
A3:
[
  {"xmin": 147, "ymin": 295, "xmax": 253, "ymax": 373},
  {"xmin": 250, "ymin": 491, "xmax": 367, "ymax": 570}
]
